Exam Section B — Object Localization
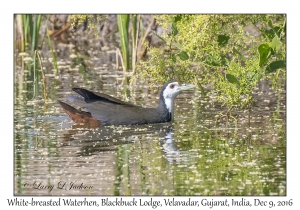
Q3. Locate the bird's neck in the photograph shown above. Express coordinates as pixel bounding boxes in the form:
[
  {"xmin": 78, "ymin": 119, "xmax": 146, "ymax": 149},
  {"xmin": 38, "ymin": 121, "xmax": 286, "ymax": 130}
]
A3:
[{"xmin": 158, "ymin": 96, "xmax": 175, "ymax": 121}]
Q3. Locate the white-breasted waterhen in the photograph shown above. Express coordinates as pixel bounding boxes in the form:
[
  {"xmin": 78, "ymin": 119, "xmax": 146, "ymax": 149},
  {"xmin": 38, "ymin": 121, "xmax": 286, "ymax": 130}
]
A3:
[{"xmin": 58, "ymin": 81, "xmax": 196, "ymax": 126}]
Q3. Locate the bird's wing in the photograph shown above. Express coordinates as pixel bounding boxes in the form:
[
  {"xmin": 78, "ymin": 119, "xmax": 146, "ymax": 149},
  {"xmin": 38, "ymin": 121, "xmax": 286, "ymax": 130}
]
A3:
[
  {"xmin": 64, "ymin": 88, "xmax": 156, "ymax": 125},
  {"xmin": 72, "ymin": 88, "xmax": 136, "ymax": 106},
  {"xmin": 82, "ymin": 101, "xmax": 155, "ymax": 125}
]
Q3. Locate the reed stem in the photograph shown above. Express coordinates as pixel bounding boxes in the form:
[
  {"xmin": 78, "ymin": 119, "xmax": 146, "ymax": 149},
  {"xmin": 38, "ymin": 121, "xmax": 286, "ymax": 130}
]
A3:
[
  {"xmin": 35, "ymin": 51, "xmax": 49, "ymax": 100},
  {"xmin": 117, "ymin": 15, "xmax": 130, "ymax": 71}
]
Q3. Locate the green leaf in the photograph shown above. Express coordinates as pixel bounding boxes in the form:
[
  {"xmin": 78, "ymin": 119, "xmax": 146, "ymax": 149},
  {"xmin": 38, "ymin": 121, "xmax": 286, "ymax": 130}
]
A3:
[
  {"xmin": 205, "ymin": 54, "xmax": 221, "ymax": 66},
  {"xmin": 258, "ymin": 44, "xmax": 271, "ymax": 67},
  {"xmin": 178, "ymin": 51, "xmax": 189, "ymax": 60},
  {"xmin": 268, "ymin": 20, "xmax": 273, "ymax": 29},
  {"xmin": 226, "ymin": 74, "xmax": 240, "ymax": 86},
  {"xmin": 246, "ymin": 71, "xmax": 262, "ymax": 82},
  {"xmin": 267, "ymin": 20, "xmax": 283, "ymax": 37},
  {"xmin": 172, "ymin": 22, "xmax": 178, "ymax": 36},
  {"xmin": 217, "ymin": 35, "xmax": 230, "ymax": 47},
  {"xmin": 174, "ymin": 43, "xmax": 183, "ymax": 50},
  {"xmin": 265, "ymin": 60, "xmax": 286, "ymax": 73},
  {"xmin": 173, "ymin": 15, "xmax": 183, "ymax": 22},
  {"xmin": 151, "ymin": 30, "xmax": 166, "ymax": 44},
  {"xmin": 197, "ymin": 82, "xmax": 206, "ymax": 97},
  {"xmin": 264, "ymin": 29, "xmax": 275, "ymax": 40},
  {"xmin": 171, "ymin": 54, "xmax": 176, "ymax": 62},
  {"xmin": 273, "ymin": 26, "xmax": 282, "ymax": 38},
  {"xmin": 220, "ymin": 55, "xmax": 228, "ymax": 66},
  {"xmin": 233, "ymin": 48, "xmax": 246, "ymax": 62},
  {"xmin": 257, "ymin": 72, "xmax": 262, "ymax": 81},
  {"xmin": 270, "ymin": 36, "xmax": 282, "ymax": 53},
  {"xmin": 117, "ymin": 14, "xmax": 130, "ymax": 70}
]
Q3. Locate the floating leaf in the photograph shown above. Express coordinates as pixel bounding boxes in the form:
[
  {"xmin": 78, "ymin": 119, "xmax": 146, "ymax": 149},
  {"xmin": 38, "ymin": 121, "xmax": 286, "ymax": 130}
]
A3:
[
  {"xmin": 217, "ymin": 35, "xmax": 230, "ymax": 47},
  {"xmin": 258, "ymin": 44, "xmax": 271, "ymax": 67},
  {"xmin": 265, "ymin": 60, "xmax": 286, "ymax": 73},
  {"xmin": 233, "ymin": 48, "xmax": 246, "ymax": 61},
  {"xmin": 178, "ymin": 51, "xmax": 189, "ymax": 60},
  {"xmin": 270, "ymin": 36, "xmax": 282, "ymax": 53},
  {"xmin": 226, "ymin": 74, "xmax": 240, "ymax": 86}
]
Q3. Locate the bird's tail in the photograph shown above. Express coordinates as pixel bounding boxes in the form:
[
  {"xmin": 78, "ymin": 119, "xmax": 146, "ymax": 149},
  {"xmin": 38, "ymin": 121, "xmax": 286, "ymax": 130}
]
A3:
[{"xmin": 57, "ymin": 100, "xmax": 100, "ymax": 127}]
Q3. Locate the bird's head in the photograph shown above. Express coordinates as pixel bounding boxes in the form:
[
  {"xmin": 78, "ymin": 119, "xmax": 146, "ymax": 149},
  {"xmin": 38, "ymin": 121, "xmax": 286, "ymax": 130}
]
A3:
[{"xmin": 160, "ymin": 81, "xmax": 196, "ymax": 115}]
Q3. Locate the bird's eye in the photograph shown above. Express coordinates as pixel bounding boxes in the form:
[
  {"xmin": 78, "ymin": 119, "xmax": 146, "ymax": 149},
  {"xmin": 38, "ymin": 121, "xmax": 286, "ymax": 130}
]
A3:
[{"xmin": 170, "ymin": 84, "xmax": 175, "ymax": 89}]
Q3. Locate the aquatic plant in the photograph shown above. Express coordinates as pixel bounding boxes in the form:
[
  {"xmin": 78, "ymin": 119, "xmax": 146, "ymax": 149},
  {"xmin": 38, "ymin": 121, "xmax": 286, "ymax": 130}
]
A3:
[
  {"xmin": 117, "ymin": 14, "xmax": 130, "ymax": 71},
  {"xmin": 70, "ymin": 14, "xmax": 151, "ymax": 72},
  {"xmin": 138, "ymin": 14, "xmax": 286, "ymax": 126},
  {"xmin": 15, "ymin": 14, "xmax": 60, "ymax": 100},
  {"xmin": 15, "ymin": 14, "xmax": 42, "ymax": 52}
]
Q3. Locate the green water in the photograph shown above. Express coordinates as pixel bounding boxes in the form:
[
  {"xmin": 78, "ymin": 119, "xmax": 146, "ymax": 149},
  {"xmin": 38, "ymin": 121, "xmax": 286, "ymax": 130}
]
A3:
[
  {"xmin": 14, "ymin": 31, "xmax": 286, "ymax": 195},
  {"xmin": 14, "ymin": 60, "xmax": 286, "ymax": 196}
]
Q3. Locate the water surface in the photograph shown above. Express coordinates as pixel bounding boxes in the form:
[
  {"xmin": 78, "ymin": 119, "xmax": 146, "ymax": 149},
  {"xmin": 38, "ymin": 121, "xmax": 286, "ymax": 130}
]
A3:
[{"xmin": 14, "ymin": 36, "xmax": 286, "ymax": 196}]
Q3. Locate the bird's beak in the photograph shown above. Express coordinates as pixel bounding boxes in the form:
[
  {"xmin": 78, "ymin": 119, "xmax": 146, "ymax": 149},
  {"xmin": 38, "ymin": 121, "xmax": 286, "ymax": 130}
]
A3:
[{"xmin": 178, "ymin": 83, "xmax": 197, "ymax": 91}]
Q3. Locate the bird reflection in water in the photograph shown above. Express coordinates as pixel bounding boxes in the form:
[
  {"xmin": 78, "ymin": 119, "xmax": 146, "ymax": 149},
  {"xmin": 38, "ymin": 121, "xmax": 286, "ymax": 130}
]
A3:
[{"xmin": 59, "ymin": 123, "xmax": 197, "ymax": 165}]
